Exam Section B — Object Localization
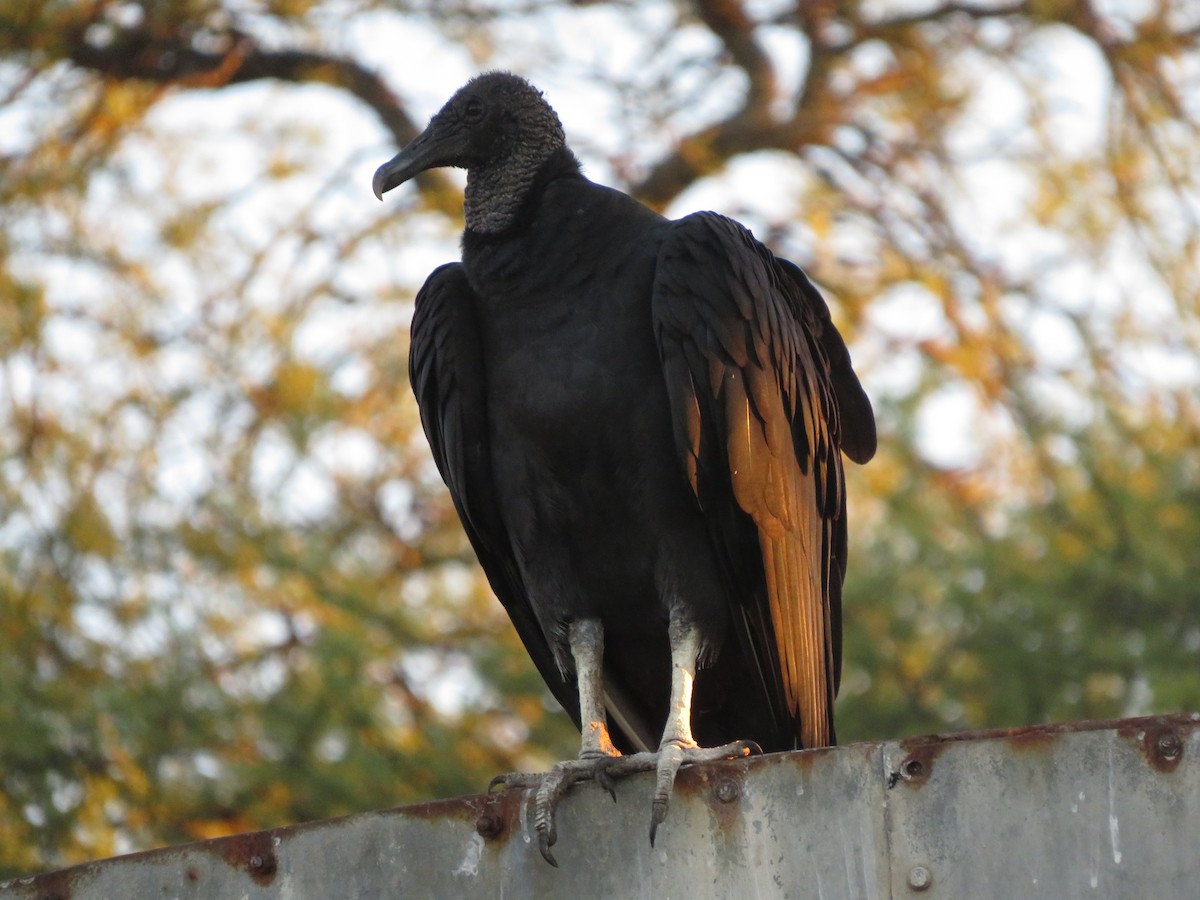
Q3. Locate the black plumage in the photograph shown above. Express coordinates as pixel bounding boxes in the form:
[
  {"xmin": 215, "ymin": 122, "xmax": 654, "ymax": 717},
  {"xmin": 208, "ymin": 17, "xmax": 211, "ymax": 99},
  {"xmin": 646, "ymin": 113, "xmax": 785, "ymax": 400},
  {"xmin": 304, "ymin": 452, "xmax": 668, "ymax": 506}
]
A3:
[{"xmin": 374, "ymin": 71, "xmax": 875, "ymax": 862}]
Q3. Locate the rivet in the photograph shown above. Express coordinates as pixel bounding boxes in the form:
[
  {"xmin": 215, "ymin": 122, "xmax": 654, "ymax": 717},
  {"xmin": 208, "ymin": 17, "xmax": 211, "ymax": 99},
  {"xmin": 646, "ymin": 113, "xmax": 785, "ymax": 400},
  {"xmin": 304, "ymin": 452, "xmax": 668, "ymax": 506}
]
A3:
[
  {"xmin": 715, "ymin": 779, "xmax": 739, "ymax": 803},
  {"xmin": 908, "ymin": 865, "xmax": 932, "ymax": 891},
  {"xmin": 902, "ymin": 758, "xmax": 925, "ymax": 780},
  {"xmin": 1156, "ymin": 731, "xmax": 1182, "ymax": 759},
  {"xmin": 248, "ymin": 853, "xmax": 276, "ymax": 875},
  {"xmin": 476, "ymin": 812, "xmax": 504, "ymax": 839}
]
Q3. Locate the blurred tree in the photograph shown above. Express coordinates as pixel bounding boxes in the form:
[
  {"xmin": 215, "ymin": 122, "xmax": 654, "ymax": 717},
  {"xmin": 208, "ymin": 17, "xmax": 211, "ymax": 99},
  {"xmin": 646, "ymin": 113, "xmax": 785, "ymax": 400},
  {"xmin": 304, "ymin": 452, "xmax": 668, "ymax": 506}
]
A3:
[{"xmin": 0, "ymin": 0, "xmax": 1197, "ymax": 878}]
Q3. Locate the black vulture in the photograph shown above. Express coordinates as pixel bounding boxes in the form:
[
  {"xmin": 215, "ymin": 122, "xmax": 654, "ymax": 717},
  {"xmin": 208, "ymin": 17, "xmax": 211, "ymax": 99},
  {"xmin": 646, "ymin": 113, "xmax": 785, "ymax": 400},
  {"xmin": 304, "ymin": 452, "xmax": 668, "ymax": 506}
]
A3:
[{"xmin": 373, "ymin": 72, "xmax": 876, "ymax": 864}]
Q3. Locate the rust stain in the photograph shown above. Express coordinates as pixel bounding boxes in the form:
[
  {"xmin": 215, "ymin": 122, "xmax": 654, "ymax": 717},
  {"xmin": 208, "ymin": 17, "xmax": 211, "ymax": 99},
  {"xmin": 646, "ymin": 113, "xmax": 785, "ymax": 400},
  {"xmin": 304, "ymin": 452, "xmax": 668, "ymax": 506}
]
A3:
[
  {"xmin": 886, "ymin": 713, "xmax": 1198, "ymax": 787},
  {"xmin": 398, "ymin": 785, "xmax": 535, "ymax": 849},
  {"xmin": 891, "ymin": 743, "xmax": 938, "ymax": 790},
  {"xmin": 211, "ymin": 830, "xmax": 279, "ymax": 886},
  {"xmin": 473, "ymin": 789, "xmax": 525, "ymax": 846},
  {"xmin": 31, "ymin": 869, "xmax": 71, "ymax": 900},
  {"xmin": 401, "ymin": 793, "xmax": 487, "ymax": 823},
  {"xmin": 897, "ymin": 713, "xmax": 1198, "ymax": 752},
  {"xmin": 675, "ymin": 758, "xmax": 748, "ymax": 832},
  {"xmin": 1121, "ymin": 722, "xmax": 1186, "ymax": 774},
  {"xmin": 890, "ymin": 731, "xmax": 955, "ymax": 789},
  {"xmin": 1004, "ymin": 728, "xmax": 1061, "ymax": 755},
  {"xmin": 9, "ymin": 865, "xmax": 77, "ymax": 900},
  {"xmin": 783, "ymin": 743, "xmax": 839, "ymax": 775},
  {"xmin": 672, "ymin": 748, "xmax": 762, "ymax": 795},
  {"xmin": 386, "ymin": 780, "xmax": 544, "ymax": 848},
  {"xmin": 898, "ymin": 732, "xmax": 951, "ymax": 757}
]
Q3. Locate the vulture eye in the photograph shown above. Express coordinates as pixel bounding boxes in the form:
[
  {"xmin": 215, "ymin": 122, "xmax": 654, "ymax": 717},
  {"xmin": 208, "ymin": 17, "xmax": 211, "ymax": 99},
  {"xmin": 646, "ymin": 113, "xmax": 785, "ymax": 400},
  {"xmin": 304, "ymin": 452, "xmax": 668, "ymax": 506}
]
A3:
[{"xmin": 463, "ymin": 97, "xmax": 486, "ymax": 123}]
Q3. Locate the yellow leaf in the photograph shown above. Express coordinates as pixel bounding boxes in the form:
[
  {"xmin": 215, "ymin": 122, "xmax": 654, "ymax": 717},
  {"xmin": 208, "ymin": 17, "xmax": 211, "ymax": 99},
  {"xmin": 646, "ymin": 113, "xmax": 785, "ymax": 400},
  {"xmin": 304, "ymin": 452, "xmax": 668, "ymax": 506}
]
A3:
[
  {"xmin": 275, "ymin": 362, "xmax": 322, "ymax": 415},
  {"xmin": 64, "ymin": 492, "xmax": 118, "ymax": 558}
]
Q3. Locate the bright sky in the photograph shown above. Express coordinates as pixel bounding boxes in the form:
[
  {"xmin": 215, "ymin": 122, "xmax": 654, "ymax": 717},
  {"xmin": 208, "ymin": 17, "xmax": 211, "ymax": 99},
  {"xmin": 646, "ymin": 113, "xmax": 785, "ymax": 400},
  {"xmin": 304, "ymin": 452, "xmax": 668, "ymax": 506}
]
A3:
[{"xmin": 5, "ymin": 1, "xmax": 1197, "ymax": 528}]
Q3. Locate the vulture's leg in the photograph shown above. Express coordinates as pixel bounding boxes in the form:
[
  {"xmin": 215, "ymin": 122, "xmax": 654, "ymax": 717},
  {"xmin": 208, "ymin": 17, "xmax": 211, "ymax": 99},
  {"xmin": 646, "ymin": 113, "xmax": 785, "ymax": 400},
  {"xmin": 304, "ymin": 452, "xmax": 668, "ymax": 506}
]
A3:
[
  {"xmin": 644, "ymin": 613, "xmax": 759, "ymax": 845},
  {"xmin": 490, "ymin": 618, "xmax": 754, "ymax": 863},
  {"xmin": 492, "ymin": 618, "xmax": 622, "ymax": 866},
  {"xmin": 568, "ymin": 618, "xmax": 622, "ymax": 762},
  {"xmin": 589, "ymin": 613, "xmax": 758, "ymax": 843}
]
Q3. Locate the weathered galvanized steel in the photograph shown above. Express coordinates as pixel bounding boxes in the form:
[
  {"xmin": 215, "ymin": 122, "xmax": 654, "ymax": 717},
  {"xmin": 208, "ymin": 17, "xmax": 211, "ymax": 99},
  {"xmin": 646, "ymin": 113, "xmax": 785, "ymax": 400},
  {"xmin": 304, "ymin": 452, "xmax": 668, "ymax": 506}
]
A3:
[{"xmin": 3, "ymin": 713, "xmax": 1197, "ymax": 899}]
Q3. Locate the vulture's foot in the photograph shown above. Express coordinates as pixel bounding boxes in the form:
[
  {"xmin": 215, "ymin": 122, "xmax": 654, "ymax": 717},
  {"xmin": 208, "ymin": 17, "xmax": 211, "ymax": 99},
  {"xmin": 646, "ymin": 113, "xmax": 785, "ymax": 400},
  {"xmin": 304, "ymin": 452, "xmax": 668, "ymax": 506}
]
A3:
[
  {"xmin": 489, "ymin": 753, "xmax": 622, "ymax": 867},
  {"xmin": 604, "ymin": 739, "xmax": 760, "ymax": 845},
  {"xmin": 489, "ymin": 739, "xmax": 758, "ymax": 864}
]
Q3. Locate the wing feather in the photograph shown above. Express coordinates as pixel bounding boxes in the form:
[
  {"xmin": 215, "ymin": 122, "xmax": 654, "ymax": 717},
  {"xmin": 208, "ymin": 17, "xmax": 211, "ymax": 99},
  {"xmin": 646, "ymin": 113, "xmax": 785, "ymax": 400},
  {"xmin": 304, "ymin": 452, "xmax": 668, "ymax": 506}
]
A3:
[
  {"xmin": 652, "ymin": 213, "xmax": 874, "ymax": 749},
  {"xmin": 409, "ymin": 264, "xmax": 584, "ymax": 732}
]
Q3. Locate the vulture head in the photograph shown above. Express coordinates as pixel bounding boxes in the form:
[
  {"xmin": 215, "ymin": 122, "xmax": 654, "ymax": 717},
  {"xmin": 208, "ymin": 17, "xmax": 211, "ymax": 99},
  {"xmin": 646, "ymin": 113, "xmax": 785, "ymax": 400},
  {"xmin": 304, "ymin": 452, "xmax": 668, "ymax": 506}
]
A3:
[{"xmin": 372, "ymin": 72, "xmax": 567, "ymax": 233}]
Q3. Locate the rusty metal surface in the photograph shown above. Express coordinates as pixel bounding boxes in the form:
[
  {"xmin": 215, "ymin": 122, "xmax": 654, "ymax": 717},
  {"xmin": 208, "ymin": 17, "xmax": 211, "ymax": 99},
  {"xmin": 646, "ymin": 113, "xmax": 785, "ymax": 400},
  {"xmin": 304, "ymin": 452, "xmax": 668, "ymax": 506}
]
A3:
[
  {"xmin": 882, "ymin": 714, "xmax": 1199, "ymax": 898},
  {"xmin": 2, "ymin": 713, "xmax": 1196, "ymax": 899}
]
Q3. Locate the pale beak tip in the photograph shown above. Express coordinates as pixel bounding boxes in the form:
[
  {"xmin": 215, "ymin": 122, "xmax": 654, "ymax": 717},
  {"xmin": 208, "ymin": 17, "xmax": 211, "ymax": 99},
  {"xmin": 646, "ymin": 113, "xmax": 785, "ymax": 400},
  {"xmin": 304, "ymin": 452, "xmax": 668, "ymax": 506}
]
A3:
[{"xmin": 371, "ymin": 168, "xmax": 388, "ymax": 202}]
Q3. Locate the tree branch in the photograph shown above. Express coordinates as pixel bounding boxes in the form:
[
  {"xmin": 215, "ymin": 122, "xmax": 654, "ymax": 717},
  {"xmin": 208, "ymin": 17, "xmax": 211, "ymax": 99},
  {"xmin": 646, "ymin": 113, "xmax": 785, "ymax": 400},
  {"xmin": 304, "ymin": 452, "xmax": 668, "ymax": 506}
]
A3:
[
  {"xmin": 633, "ymin": 0, "xmax": 793, "ymax": 207},
  {"xmin": 693, "ymin": 0, "xmax": 776, "ymax": 112},
  {"xmin": 631, "ymin": 0, "xmax": 1035, "ymax": 207},
  {"xmin": 63, "ymin": 22, "xmax": 458, "ymax": 208}
]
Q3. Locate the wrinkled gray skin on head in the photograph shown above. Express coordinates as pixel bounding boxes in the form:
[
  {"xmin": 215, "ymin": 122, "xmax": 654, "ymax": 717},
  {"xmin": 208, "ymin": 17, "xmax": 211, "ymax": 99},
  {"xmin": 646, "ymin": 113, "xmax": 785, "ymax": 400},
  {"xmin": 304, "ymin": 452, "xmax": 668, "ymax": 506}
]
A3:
[{"xmin": 372, "ymin": 72, "xmax": 566, "ymax": 234}]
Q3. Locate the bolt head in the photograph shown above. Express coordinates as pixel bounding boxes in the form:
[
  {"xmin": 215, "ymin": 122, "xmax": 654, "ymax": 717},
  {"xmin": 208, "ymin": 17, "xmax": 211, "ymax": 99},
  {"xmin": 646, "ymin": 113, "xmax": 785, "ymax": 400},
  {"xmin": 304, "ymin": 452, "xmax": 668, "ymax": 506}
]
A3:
[
  {"xmin": 1156, "ymin": 731, "xmax": 1182, "ymax": 759},
  {"xmin": 714, "ymin": 779, "xmax": 739, "ymax": 803},
  {"xmin": 908, "ymin": 865, "xmax": 932, "ymax": 891},
  {"xmin": 248, "ymin": 853, "xmax": 276, "ymax": 875},
  {"xmin": 476, "ymin": 813, "xmax": 504, "ymax": 839}
]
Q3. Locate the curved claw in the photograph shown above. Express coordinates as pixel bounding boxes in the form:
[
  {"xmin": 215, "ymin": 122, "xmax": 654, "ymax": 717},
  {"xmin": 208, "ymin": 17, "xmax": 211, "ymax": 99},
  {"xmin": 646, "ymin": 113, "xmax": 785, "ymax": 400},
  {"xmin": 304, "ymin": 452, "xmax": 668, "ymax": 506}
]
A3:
[
  {"xmin": 533, "ymin": 762, "xmax": 591, "ymax": 866},
  {"xmin": 648, "ymin": 741, "xmax": 687, "ymax": 846},
  {"xmin": 594, "ymin": 762, "xmax": 619, "ymax": 802},
  {"xmin": 533, "ymin": 773, "xmax": 562, "ymax": 855},
  {"xmin": 538, "ymin": 832, "xmax": 559, "ymax": 868},
  {"xmin": 649, "ymin": 798, "xmax": 668, "ymax": 846},
  {"xmin": 489, "ymin": 771, "xmax": 546, "ymax": 793},
  {"xmin": 647, "ymin": 738, "xmax": 759, "ymax": 846}
]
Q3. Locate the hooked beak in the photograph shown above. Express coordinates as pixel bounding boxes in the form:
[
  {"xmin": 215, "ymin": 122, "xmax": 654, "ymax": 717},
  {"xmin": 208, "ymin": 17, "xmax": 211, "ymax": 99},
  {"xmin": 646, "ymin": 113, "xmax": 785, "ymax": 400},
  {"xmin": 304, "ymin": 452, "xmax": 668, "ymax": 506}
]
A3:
[{"xmin": 372, "ymin": 121, "xmax": 459, "ymax": 200}]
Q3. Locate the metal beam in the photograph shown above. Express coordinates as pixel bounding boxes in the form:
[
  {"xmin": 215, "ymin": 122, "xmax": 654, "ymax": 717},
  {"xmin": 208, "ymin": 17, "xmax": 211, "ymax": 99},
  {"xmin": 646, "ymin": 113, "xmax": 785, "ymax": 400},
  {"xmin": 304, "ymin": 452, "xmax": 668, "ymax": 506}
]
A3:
[{"xmin": 3, "ymin": 713, "xmax": 1197, "ymax": 898}]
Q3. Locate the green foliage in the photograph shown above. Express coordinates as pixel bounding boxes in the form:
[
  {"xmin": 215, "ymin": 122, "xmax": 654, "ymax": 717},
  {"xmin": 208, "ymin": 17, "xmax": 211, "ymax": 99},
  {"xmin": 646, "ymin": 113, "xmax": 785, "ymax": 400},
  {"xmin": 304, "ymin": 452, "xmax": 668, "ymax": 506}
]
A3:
[
  {"xmin": 839, "ymin": 409, "xmax": 1200, "ymax": 741},
  {"xmin": 1, "ymin": 0, "xmax": 1198, "ymax": 879}
]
